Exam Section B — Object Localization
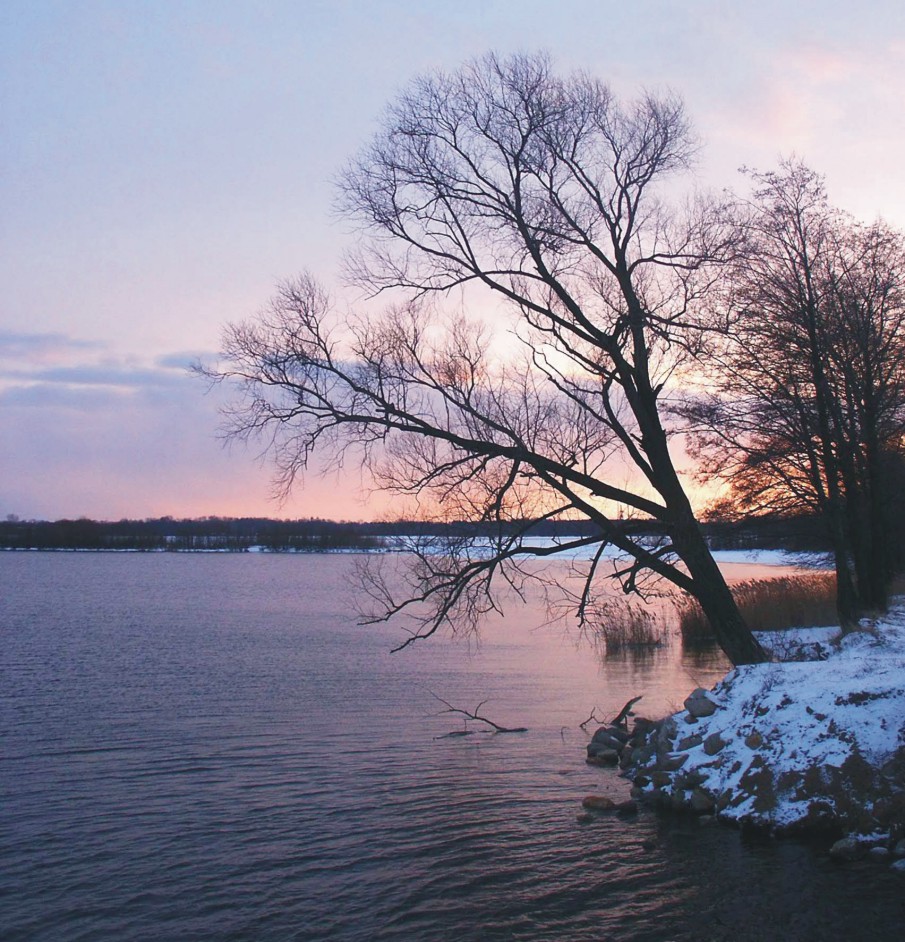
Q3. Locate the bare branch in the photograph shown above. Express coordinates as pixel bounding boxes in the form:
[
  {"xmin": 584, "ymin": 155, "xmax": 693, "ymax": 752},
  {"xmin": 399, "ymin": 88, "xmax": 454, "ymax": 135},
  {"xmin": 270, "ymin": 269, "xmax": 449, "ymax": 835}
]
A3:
[
  {"xmin": 429, "ymin": 692, "xmax": 528, "ymax": 733},
  {"xmin": 203, "ymin": 53, "xmax": 768, "ymax": 665}
]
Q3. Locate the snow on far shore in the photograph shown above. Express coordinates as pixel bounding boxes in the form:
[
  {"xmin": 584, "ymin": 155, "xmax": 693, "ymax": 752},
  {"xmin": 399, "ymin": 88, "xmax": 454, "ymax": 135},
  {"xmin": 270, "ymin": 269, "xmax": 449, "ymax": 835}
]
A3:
[
  {"xmin": 386, "ymin": 536, "xmax": 831, "ymax": 569},
  {"xmin": 709, "ymin": 548, "xmax": 831, "ymax": 569}
]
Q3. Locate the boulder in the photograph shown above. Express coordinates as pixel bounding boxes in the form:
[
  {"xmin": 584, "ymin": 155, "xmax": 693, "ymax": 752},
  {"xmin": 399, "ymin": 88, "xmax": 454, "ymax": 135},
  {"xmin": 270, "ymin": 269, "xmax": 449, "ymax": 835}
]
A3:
[
  {"xmin": 684, "ymin": 688, "xmax": 718, "ymax": 718},
  {"xmin": 588, "ymin": 738, "xmax": 618, "ymax": 755},
  {"xmin": 829, "ymin": 837, "xmax": 867, "ymax": 862},
  {"xmin": 630, "ymin": 717, "xmax": 657, "ymax": 740},
  {"xmin": 653, "ymin": 718, "xmax": 679, "ymax": 758},
  {"xmin": 670, "ymin": 790, "xmax": 690, "ymax": 811},
  {"xmin": 675, "ymin": 768, "xmax": 709, "ymax": 790},
  {"xmin": 586, "ymin": 750, "xmax": 620, "ymax": 766},
  {"xmin": 582, "ymin": 795, "xmax": 617, "ymax": 811},
  {"xmin": 703, "ymin": 732, "xmax": 728, "ymax": 756},
  {"xmin": 677, "ymin": 733, "xmax": 703, "ymax": 751},
  {"xmin": 658, "ymin": 753, "xmax": 688, "ymax": 772},
  {"xmin": 590, "ymin": 727, "xmax": 629, "ymax": 751},
  {"xmin": 891, "ymin": 859, "xmax": 905, "ymax": 874},
  {"xmin": 689, "ymin": 788, "xmax": 715, "ymax": 814},
  {"xmin": 588, "ymin": 726, "xmax": 625, "ymax": 751},
  {"xmin": 630, "ymin": 742, "xmax": 655, "ymax": 766},
  {"xmin": 652, "ymin": 788, "xmax": 673, "ymax": 810}
]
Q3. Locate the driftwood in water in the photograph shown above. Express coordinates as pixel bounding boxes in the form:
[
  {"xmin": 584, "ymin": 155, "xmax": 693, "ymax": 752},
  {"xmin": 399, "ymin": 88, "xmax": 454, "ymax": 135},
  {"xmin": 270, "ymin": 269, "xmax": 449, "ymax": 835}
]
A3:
[
  {"xmin": 430, "ymin": 693, "xmax": 528, "ymax": 734},
  {"xmin": 580, "ymin": 695, "xmax": 643, "ymax": 733},
  {"xmin": 611, "ymin": 695, "xmax": 643, "ymax": 728},
  {"xmin": 579, "ymin": 707, "xmax": 606, "ymax": 731}
]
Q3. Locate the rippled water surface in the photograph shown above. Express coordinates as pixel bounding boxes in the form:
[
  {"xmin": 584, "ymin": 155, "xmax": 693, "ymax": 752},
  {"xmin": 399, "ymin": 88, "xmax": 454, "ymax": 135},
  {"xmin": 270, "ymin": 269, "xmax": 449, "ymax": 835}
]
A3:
[{"xmin": 2, "ymin": 552, "xmax": 903, "ymax": 941}]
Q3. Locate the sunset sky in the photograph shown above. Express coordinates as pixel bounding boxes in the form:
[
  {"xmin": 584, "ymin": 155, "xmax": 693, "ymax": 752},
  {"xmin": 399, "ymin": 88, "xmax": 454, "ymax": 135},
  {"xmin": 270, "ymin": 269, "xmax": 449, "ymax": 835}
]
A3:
[{"xmin": 3, "ymin": 1, "xmax": 905, "ymax": 521}]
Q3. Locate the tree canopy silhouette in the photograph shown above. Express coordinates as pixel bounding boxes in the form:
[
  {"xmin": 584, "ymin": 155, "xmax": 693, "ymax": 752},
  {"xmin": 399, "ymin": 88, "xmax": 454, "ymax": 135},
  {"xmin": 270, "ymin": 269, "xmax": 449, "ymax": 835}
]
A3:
[
  {"xmin": 204, "ymin": 53, "xmax": 766, "ymax": 665},
  {"xmin": 683, "ymin": 160, "xmax": 905, "ymax": 625}
]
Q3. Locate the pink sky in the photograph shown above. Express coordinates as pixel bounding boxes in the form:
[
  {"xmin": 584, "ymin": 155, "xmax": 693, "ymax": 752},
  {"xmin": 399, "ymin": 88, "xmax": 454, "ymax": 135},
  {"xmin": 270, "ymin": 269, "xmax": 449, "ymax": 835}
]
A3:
[{"xmin": 3, "ymin": 1, "xmax": 905, "ymax": 520}]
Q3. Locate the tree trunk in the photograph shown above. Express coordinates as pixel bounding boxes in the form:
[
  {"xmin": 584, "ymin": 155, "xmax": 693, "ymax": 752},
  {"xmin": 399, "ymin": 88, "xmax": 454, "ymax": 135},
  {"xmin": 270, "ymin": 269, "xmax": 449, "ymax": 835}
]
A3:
[
  {"xmin": 864, "ymin": 429, "xmax": 891, "ymax": 611},
  {"xmin": 848, "ymin": 489, "xmax": 887, "ymax": 613},
  {"xmin": 623, "ymin": 321, "xmax": 768, "ymax": 666},
  {"xmin": 826, "ymin": 505, "xmax": 861, "ymax": 632},
  {"xmin": 671, "ymin": 513, "xmax": 769, "ymax": 665}
]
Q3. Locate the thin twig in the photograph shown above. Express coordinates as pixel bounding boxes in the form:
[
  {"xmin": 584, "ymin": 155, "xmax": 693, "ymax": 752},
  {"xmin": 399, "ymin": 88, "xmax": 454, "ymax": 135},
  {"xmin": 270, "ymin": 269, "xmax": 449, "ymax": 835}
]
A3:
[{"xmin": 429, "ymin": 692, "xmax": 528, "ymax": 733}]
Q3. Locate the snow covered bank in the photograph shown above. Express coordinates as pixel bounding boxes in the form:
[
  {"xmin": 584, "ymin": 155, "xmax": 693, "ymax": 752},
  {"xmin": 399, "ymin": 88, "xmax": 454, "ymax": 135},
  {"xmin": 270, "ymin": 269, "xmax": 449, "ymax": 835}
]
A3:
[
  {"xmin": 709, "ymin": 548, "xmax": 829, "ymax": 569},
  {"xmin": 616, "ymin": 602, "xmax": 905, "ymax": 856}
]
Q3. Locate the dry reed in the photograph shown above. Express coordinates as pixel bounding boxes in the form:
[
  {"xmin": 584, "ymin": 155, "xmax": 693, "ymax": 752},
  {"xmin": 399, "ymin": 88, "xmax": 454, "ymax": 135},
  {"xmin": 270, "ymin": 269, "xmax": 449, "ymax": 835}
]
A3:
[
  {"xmin": 595, "ymin": 604, "xmax": 666, "ymax": 653},
  {"xmin": 677, "ymin": 572, "xmax": 838, "ymax": 645}
]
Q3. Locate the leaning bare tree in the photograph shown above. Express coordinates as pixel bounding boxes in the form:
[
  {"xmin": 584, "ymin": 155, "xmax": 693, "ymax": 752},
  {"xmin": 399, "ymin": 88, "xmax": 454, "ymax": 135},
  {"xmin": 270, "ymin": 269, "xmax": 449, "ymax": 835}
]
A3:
[{"xmin": 204, "ymin": 53, "xmax": 766, "ymax": 665}]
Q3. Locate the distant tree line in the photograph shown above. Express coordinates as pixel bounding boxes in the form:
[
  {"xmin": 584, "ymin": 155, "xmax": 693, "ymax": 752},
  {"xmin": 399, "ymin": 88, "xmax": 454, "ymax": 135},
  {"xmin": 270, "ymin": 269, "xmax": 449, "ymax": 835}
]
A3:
[
  {"xmin": 0, "ymin": 516, "xmax": 383, "ymax": 552},
  {"xmin": 0, "ymin": 512, "xmax": 832, "ymax": 554},
  {"xmin": 0, "ymin": 514, "xmax": 625, "ymax": 551},
  {"xmin": 701, "ymin": 513, "xmax": 836, "ymax": 554}
]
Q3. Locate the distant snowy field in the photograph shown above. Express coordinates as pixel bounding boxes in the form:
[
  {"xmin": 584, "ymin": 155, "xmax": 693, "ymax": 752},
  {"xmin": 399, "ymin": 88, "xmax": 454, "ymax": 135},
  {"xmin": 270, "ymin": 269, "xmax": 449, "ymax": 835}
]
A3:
[{"xmin": 382, "ymin": 536, "xmax": 831, "ymax": 570}]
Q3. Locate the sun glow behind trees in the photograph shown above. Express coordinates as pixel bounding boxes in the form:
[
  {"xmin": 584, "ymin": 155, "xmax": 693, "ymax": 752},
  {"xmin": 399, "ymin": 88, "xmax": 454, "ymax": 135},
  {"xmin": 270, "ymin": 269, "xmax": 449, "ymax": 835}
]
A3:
[
  {"xmin": 5, "ymin": 5, "xmax": 905, "ymax": 523},
  {"xmin": 206, "ymin": 54, "xmax": 772, "ymax": 664}
]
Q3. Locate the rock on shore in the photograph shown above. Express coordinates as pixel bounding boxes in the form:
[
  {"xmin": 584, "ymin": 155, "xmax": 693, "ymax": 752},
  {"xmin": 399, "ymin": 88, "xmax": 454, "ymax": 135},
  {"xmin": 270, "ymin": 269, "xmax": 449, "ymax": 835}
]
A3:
[{"xmin": 588, "ymin": 605, "xmax": 905, "ymax": 862}]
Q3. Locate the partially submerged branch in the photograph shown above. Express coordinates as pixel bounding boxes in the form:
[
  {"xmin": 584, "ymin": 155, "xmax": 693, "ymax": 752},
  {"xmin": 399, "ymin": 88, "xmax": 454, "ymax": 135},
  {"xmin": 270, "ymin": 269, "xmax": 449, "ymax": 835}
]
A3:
[
  {"xmin": 580, "ymin": 696, "xmax": 642, "ymax": 733},
  {"xmin": 579, "ymin": 707, "xmax": 606, "ymax": 731},
  {"xmin": 429, "ymin": 692, "xmax": 528, "ymax": 734},
  {"xmin": 611, "ymin": 695, "xmax": 643, "ymax": 728}
]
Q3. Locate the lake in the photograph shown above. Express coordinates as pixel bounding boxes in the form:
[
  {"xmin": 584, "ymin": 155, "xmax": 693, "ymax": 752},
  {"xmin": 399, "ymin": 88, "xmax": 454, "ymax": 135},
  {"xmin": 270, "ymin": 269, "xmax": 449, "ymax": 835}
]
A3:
[{"xmin": 2, "ymin": 552, "xmax": 903, "ymax": 940}]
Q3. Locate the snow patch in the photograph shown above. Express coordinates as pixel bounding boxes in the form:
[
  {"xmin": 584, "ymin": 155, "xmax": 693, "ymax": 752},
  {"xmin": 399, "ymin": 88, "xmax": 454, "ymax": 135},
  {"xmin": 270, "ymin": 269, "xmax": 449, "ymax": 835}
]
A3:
[{"xmin": 627, "ymin": 601, "xmax": 905, "ymax": 838}]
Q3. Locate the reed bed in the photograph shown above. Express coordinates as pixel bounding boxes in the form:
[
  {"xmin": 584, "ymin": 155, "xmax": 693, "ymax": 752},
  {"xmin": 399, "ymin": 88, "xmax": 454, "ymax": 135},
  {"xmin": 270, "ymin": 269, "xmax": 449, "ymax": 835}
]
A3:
[
  {"xmin": 677, "ymin": 572, "xmax": 838, "ymax": 646},
  {"xmin": 594, "ymin": 604, "xmax": 666, "ymax": 654}
]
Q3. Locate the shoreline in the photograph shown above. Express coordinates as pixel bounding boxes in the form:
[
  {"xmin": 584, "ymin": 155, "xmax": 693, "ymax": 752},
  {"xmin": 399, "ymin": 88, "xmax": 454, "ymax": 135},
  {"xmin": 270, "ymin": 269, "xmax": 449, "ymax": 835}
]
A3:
[
  {"xmin": 585, "ymin": 605, "xmax": 905, "ymax": 868},
  {"xmin": 0, "ymin": 544, "xmax": 388, "ymax": 554}
]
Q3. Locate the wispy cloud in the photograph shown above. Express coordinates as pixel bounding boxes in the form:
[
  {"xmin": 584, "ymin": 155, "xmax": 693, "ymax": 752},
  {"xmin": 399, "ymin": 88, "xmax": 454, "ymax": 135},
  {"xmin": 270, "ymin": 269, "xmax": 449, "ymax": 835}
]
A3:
[
  {"xmin": 717, "ymin": 37, "xmax": 905, "ymax": 145},
  {"xmin": 0, "ymin": 330, "xmax": 104, "ymax": 363},
  {"xmin": 19, "ymin": 364, "xmax": 188, "ymax": 389},
  {"xmin": 0, "ymin": 364, "xmax": 362, "ymax": 522},
  {"xmin": 0, "ymin": 331, "xmax": 205, "ymax": 402},
  {"xmin": 0, "ymin": 382, "xmax": 122, "ymax": 410}
]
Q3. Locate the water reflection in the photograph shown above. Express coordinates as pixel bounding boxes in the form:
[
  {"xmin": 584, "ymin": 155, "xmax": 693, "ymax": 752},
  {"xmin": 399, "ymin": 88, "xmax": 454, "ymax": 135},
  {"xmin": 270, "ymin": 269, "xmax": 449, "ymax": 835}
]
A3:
[
  {"xmin": 643, "ymin": 816, "xmax": 905, "ymax": 941},
  {"xmin": 2, "ymin": 552, "xmax": 896, "ymax": 942}
]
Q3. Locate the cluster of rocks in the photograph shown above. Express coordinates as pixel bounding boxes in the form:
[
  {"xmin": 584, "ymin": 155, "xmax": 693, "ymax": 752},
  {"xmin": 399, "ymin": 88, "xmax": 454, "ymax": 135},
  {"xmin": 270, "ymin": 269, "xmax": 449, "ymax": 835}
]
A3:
[
  {"xmin": 828, "ymin": 834, "xmax": 905, "ymax": 870},
  {"xmin": 584, "ymin": 685, "xmax": 905, "ymax": 869},
  {"xmin": 586, "ymin": 689, "xmax": 723, "ymax": 816}
]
